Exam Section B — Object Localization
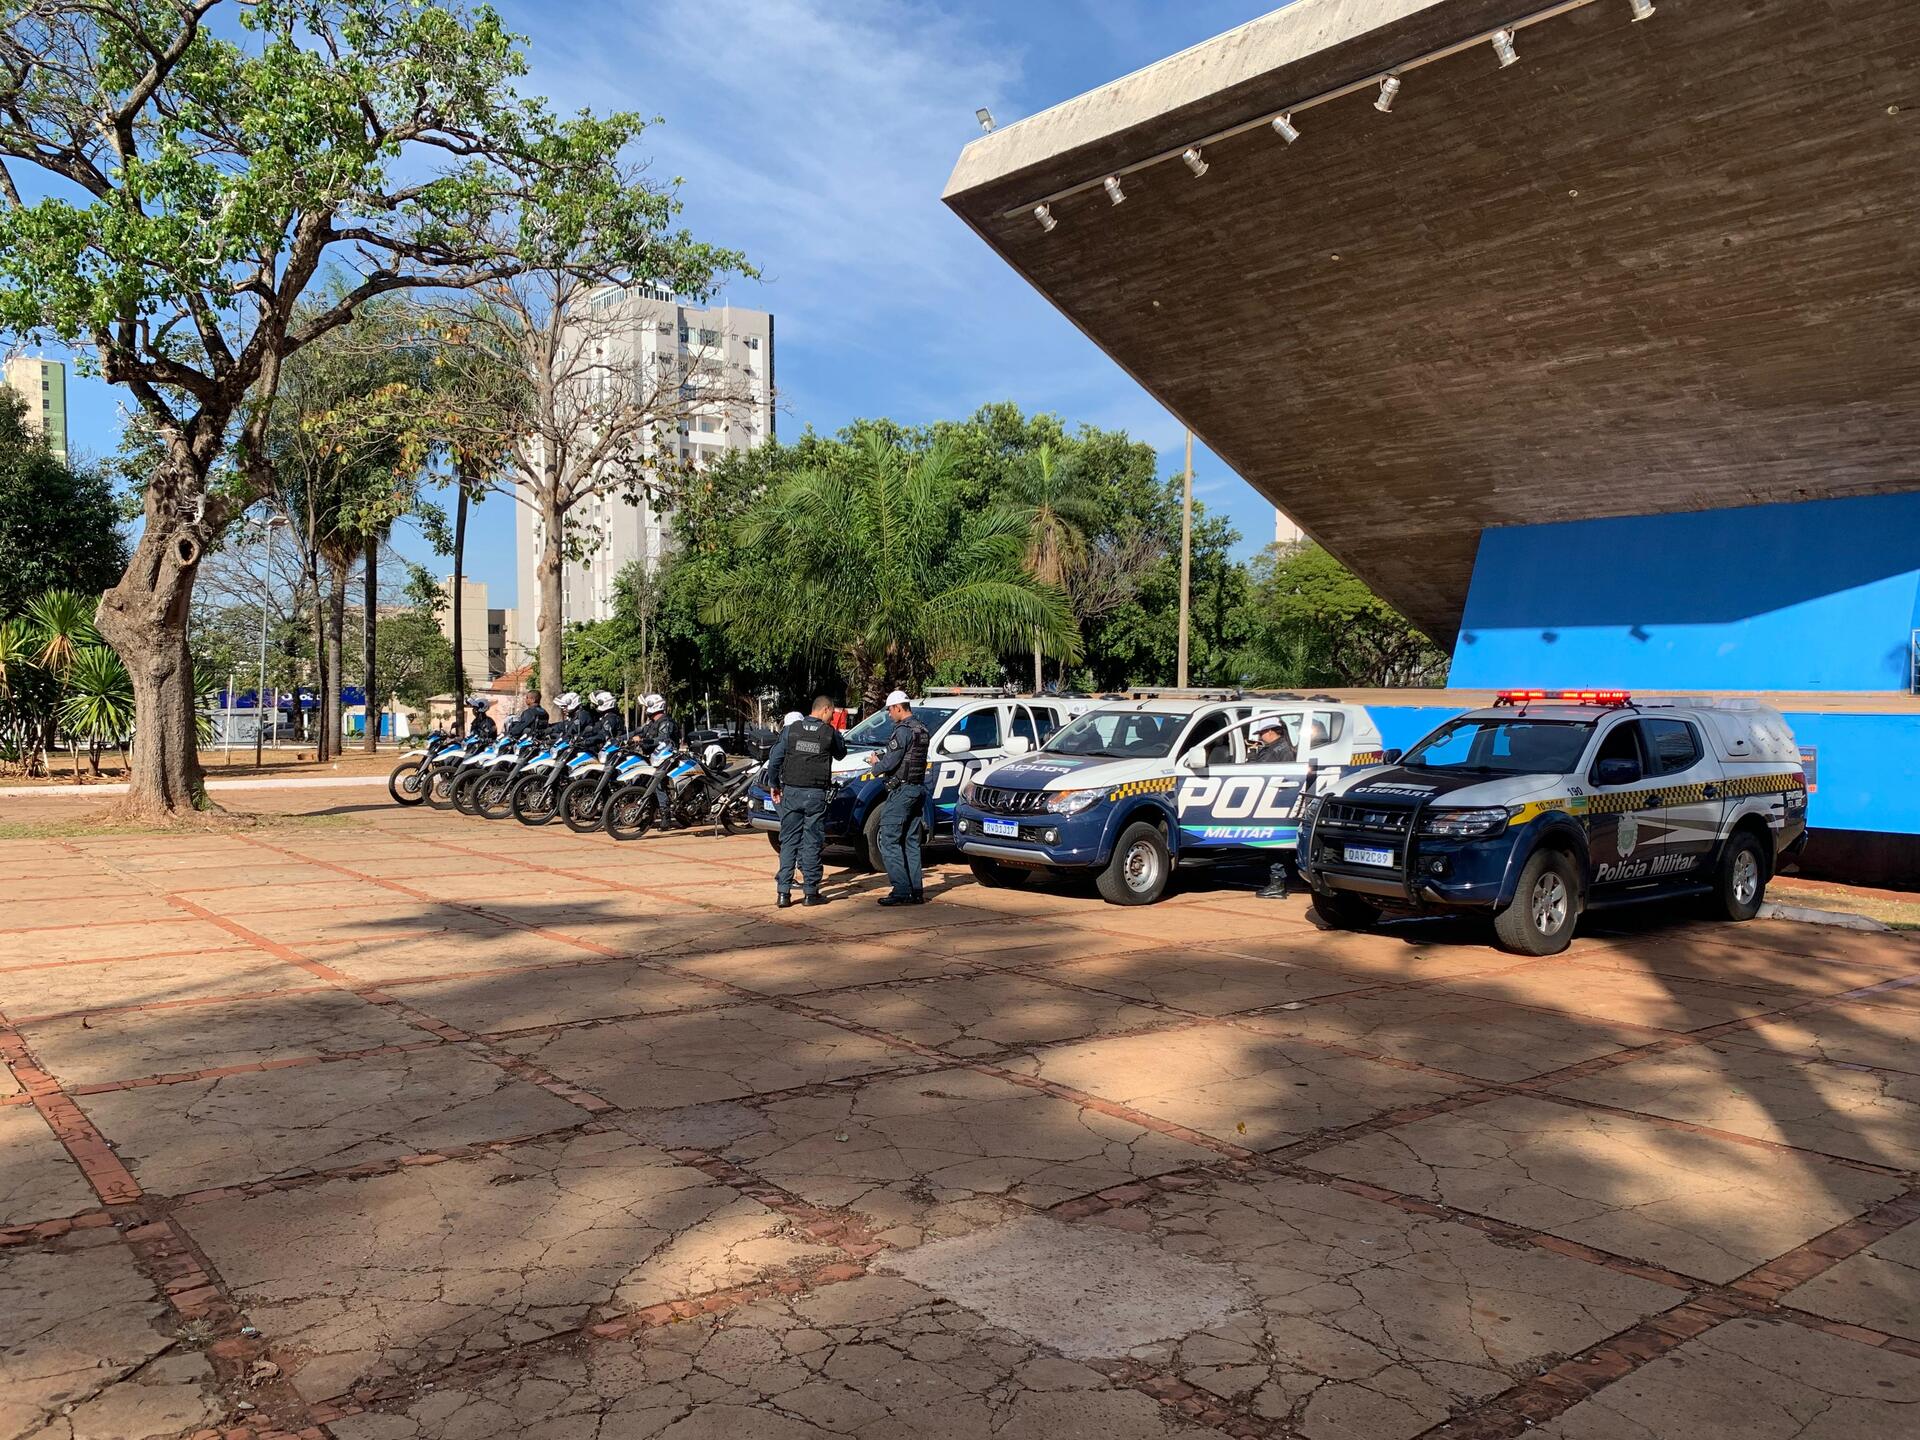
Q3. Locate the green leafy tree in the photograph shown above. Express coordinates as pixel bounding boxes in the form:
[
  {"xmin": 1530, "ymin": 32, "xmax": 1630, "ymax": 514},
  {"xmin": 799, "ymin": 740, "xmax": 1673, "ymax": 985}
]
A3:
[
  {"xmin": 707, "ymin": 434, "xmax": 1079, "ymax": 707},
  {"xmin": 1243, "ymin": 543, "xmax": 1449, "ymax": 688},
  {"xmin": 0, "ymin": 391, "xmax": 127, "ymax": 613},
  {"xmin": 991, "ymin": 444, "xmax": 1103, "ymax": 689},
  {"xmin": 0, "ymin": 0, "xmax": 744, "ymax": 815},
  {"xmin": 59, "ymin": 644, "xmax": 135, "ymax": 775},
  {"xmin": 22, "ymin": 588, "xmax": 102, "ymax": 779}
]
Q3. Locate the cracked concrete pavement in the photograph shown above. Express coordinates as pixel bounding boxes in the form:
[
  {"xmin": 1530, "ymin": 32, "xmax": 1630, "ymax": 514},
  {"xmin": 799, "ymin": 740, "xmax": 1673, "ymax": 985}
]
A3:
[{"xmin": 1, "ymin": 802, "xmax": 1915, "ymax": 1440}]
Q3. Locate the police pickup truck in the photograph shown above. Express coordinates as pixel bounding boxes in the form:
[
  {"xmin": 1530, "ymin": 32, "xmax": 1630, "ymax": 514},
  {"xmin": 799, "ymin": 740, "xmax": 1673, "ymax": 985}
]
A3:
[
  {"xmin": 952, "ymin": 696, "xmax": 1386, "ymax": 904},
  {"xmin": 1298, "ymin": 691, "xmax": 1809, "ymax": 955},
  {"xmin": 747, "ymin": 695, "xmax": 1102, "ymax": 865}
]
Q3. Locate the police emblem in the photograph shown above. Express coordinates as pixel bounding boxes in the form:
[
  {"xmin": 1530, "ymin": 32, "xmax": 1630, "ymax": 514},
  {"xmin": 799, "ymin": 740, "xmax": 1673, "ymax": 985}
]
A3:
[{"xmin": 1616, "ymin": 810, "xmax": 1639, "ymax": 858}]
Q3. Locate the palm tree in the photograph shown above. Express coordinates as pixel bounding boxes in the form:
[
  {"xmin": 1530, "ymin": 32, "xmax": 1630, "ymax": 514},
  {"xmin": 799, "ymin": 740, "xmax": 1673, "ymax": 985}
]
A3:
[
  {"xmin": 991, "ymin": 444, "xmax": 1104, "ymax": 689},
  {"xmin": 59, "ymin": 645, "xmax": 135, "ymax": 776},
  {"xmin": 25, "ymin": 590, "xmax": 102, "ymax": 781},
  {"xmin": 711, "ymin": 434, "xmax": 1080, "ymax": 706}
]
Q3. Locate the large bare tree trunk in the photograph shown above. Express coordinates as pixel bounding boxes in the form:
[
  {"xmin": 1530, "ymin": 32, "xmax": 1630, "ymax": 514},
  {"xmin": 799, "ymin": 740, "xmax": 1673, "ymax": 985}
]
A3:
[
  {"xmin": 94, "ymin": 474, "xmax": 214, "ymax": 816},
  {"xmin": 361, "ymin": 542, "xmax": 379, "ymax": 753},
  {"xmin": 451, "ymin": 485, "xmax": 468, "ymax": 735},
  {"xmin": 537, "ymin": 491, "xmax": 565, "ymax": 700},
  {"xmin": 326, "ymin": 562, "xmax": 347, "ymax": 757}
]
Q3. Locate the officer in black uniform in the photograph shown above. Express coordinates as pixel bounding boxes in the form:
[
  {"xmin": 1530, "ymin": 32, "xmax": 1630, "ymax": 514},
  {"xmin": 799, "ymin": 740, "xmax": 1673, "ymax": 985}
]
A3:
[
  {"xmin": 866, "ymin": 690, "xmax": 931, "ymax": 906},
  {"xmin": 466, "ymin": 697, "xmax": 498, "ymax": 743},
  {"xmin": 504, "ymin": 690, "xmax": 548, "ymax": 741},
  {"xmin": 1248, "ymin": 718, "xmax": 1297, "ymax": 901},
  {"xmin": 642, "ymin": 695, "xmax": 684, "ymax": 830},
  {"xmin": 765, "ymin": 695, "xmax": 847, "ymax": 908}
]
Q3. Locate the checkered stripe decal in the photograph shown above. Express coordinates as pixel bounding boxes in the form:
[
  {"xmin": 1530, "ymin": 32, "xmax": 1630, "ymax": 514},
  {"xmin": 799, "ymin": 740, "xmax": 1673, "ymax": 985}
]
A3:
[
  {"xmin": 1514, "ymin": 770, "xmax": 1805, "ymax": 823},
  {"xmin": 1106, "ymin": 777, "xmax": 1177, "ymax": 801}
]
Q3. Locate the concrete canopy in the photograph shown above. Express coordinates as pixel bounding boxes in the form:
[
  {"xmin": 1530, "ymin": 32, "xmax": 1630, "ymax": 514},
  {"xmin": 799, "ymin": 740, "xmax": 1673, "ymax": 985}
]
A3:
[{"xmin": 942, "ymin": 0, "xmax": 1920, "ymax": 645}]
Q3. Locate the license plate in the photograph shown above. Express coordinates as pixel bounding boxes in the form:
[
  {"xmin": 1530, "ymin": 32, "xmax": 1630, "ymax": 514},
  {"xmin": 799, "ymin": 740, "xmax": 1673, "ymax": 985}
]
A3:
[
  {"xmin": 1343, "ymin": 845, "xmax": 1395, "ymax": 868},
  {"xmin": 760, "ymin": 798, "xmax": 777, "ymax": 812},
  {"xmin": 983, "ymin": 818, "xmax": 1020, "ymax": 838}
]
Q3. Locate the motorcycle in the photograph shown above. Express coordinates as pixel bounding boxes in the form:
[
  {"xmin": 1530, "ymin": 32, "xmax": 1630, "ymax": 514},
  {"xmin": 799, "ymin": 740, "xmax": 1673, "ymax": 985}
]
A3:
[
  {"xmin": 604, "ymin": 744, "xmax": 741, "ymax": 841},
  {"xmin": 559, "ymin": 739, "xmax": 654, "ymax": 833},
  {"xmin": 507, "ymin": 736, "xmax": 594, "ymax": 825},
  {"xmin": 450, "ymin": 736, "xmax": 523, "ymax": 815},
  {"xmin": 603, "ymin": 745, "xmax": 696, "ymax": 841},
  {"xmin": 387, "ymin": 731, "xmax": 454, "ymax": 806},
  {"xmin": 423, "ymin": 732, "xmax": 494, "ymax": 809}
]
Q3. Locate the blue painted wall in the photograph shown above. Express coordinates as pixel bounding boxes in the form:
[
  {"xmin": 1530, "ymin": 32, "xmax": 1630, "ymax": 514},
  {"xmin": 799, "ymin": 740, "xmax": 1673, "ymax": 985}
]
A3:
[
  {"xmin": 1449, "ymin": 493, "xmax": 1920, "ymax": 692},
  {"xmin": 1366, "ymin": 705, "xmax": 1920, "ymax": 837}
]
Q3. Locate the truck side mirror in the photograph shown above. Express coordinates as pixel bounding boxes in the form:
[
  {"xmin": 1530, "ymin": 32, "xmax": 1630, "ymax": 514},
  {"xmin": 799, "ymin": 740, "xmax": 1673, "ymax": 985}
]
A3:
[
  {"xmin": 1593, "ymin": 757, "xmax": 1642, "ymax": 787},
  {"xmin": 943, "ymin": 732, "xmax": 972, "ymax": 755},
  {"xmin": 1180, "ymin": 746, "xmax": 1209, "ymax": 773},
  {"xmin": 1003, "ymin": 736, "xmax": 1032, "ymax": 755},
  {"xmin": 1382, "ymin": 748, "xmax": 1403, "ymax": 765}
]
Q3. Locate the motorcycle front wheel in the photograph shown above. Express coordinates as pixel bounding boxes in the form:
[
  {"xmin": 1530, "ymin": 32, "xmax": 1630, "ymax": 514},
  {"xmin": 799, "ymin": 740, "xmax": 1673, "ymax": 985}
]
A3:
[
  {"xmin": 387, "ymin": 758, "xmax": 428, "ymax": 806},
  {"xmin": 508, "ymin": 772, "xmax": 558, "ymax": 826},
  {"xmin": 424, "ymin": 766, "xmax": 460, "ymax": 809},
  {"xmin": 604, "ymin": 783, "xmax": 656, "ymax": 842},
  {"xmin": 561, "ymin": 775, "xmax": 606, "ymax": 833},
  {"xmin": 450, "ymin": 769, "xmax": 487, "ymax": 815},
  {"xmin": 719, "ymin": 793, "xmax": 753, "ymax": 835}
]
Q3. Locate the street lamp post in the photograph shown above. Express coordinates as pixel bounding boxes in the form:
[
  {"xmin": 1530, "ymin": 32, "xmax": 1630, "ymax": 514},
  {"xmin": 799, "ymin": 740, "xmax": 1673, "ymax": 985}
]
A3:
[{"xmin": 245, "ymin": 514, "xmax": 289, "ymax": 767}]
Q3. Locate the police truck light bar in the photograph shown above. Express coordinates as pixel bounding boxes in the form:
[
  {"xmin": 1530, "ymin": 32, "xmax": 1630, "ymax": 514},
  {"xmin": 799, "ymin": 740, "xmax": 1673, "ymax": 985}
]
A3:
[{"xmin": 1495, "ymin": 689, "xmax": 1632, "ymax": 706}]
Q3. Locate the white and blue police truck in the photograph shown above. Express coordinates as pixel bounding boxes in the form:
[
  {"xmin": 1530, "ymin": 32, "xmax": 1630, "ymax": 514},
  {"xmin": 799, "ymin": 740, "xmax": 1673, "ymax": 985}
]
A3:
[
  {"xmin": 952, "ymin": 695, "xmax": 1387, "ymax": 904},
  {"xmin": 1298, "ymin": 691, "xmax": 1810, "ymax": 955},
  {"xmin": 747, "ymin": 694, "xmax": 1106, "ymax": 866}
]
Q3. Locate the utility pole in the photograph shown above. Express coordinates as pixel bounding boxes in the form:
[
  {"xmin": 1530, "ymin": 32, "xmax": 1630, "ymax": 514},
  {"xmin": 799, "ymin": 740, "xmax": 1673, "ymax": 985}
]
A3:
[{"xmin": 1176, "ymin": 429, "xmax": 1193, "ymax": 688}]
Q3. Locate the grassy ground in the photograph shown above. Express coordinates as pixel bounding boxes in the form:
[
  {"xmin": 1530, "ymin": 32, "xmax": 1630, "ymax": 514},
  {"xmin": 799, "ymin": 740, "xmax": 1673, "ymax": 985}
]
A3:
[{"xmin": 1773, "ymin": 880, "xmax": 1920, "ymax": 931}]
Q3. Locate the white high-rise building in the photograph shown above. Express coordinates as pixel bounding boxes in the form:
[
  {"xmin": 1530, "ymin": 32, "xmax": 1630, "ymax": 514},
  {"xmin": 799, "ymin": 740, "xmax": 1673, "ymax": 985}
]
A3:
[
  {"xmin": 514, "ymin": 290, "xmax": 774, "ymax": 660},
  {"xmin": 4, "ymin": 355, "xmax": 68, "ymax": 464}
]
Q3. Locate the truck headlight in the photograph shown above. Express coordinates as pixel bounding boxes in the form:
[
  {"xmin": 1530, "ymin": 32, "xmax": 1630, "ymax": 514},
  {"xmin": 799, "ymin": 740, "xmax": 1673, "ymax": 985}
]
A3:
[
  {"xmin": 1043, "ymin": 788, "xmax": 1102, "ymax": 816},
  {"xmin": 959, "ymin": 774, "xmax": 978, "ymax": 803},
  {"xmin": 1300, "ymin": 795, "xmax": 1325, "ymax": 828},
  {"xmin": 1420, "ymin": 807, "xmax": 1511, "ymax": 837}
]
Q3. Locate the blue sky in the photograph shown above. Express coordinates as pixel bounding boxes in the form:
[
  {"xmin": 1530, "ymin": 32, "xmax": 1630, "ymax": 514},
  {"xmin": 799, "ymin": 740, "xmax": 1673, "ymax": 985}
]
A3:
[{"xmin": 53, "ymin": 0, "xmax": 1288, "ymax": 607}]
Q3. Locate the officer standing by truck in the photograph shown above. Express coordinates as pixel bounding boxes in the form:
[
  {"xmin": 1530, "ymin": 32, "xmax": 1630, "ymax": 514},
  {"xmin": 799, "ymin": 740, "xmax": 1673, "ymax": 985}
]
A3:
[
  {"xmin": 765, "ymin": 695, "xmax": 846, "ymax": 908},
  {"xmin": 866, "ymin": 690, "xmax": 931, "ymax": 906},
  {"xmin": 1247, "ymin": 718, "xmax": 1297, "ymax": 900}
]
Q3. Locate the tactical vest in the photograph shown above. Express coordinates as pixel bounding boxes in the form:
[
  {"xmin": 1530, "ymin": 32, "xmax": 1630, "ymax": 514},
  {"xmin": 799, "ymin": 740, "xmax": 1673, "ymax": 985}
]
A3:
[
  {"xmin": 898, "ymin": 716, "xmax": 930, "ymax": 787},
  {"xmin": 782, "ymin": 716, "xmax": 836, "ymax": 790}
]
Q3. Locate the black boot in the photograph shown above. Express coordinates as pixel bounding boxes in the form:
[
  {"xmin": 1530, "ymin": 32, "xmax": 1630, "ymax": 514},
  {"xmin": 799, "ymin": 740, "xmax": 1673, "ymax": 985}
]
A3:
[{"xmin": 1257, "ymin": 862, "xmax": 1291, "ymax": 900}]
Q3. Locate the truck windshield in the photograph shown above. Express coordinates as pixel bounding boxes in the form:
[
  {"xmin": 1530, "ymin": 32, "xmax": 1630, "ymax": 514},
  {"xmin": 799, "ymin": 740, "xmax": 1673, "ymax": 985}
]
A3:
[
  {"xmin": 1403, "ymin": 717, "xmax": 1593, "ymax": 774},
  {"xmin": 1046, "ymin": 710, "xmax": 1186, "ymax": 759},
  {"xmin": 845, "ymin": 706, "xmax": 956, "ymax": 747}
]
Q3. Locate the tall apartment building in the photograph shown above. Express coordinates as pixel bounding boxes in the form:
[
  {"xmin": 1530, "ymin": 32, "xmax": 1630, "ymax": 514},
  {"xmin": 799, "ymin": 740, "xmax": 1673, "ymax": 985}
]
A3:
[
  {"xmin": 1275, "ymin": 507, "xmax": 1305, "ymax": 547},
  {"xmin": 4, "ymin": 355, "xmax": 68, "ymax": 464},
  {"xmin": 435, "ymin": 576, "xmax": 520, "ymax": 687},
  {"xmin": 514, "ymin": 289, "xmax": 774, "ymax": 660}
]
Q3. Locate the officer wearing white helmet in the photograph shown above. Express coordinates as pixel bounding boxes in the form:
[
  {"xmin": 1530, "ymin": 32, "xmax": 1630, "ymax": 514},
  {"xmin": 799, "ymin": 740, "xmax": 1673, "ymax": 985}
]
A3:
[
  {"xmin": 465, "ymin": 696, "xmax": 498, "ymax": 743},
  {"xmin": 641, "ymin": 693, "xmax": 683, "ymax": 830},
  {"xmin": 584, "ymin": 689, "xmax": 621, "ymax": 745}
]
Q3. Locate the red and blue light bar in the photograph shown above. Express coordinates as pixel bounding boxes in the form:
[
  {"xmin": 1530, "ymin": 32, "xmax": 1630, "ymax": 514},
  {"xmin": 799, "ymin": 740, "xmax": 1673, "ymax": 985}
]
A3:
[{"xmin": 1495, "ymin": 689, "xmax": 1632, "ymax": 706}]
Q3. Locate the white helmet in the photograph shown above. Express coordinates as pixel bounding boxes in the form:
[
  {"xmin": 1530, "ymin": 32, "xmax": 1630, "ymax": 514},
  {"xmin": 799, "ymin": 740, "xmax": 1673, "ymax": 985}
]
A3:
[
  {"xmin": 591, "ymin": 690, "xmax": 616, "ymax": 713},
  {"xmin": 554, "ymin": 690, "xmax": 581, "ymax": 712},
  {"xmin": 646, "ymin": 695, "xmax": 667, "ymax": 715},
  {"xmin": 782, "ymin": 710, "xmax": 803, "ymax": 727},
  {"xmin": 704, "ymin": 743, "xmax": 727, "ymax": 767}
]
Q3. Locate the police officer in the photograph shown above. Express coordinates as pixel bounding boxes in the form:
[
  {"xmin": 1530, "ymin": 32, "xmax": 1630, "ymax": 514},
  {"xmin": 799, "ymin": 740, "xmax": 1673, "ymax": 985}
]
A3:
[
  {"xmin": 766, "ymin": 695, "xmax": 846, "ymax": 908},
  {"xmin": 1248, "ymin": 718, "xmax": 1297, "ymax": 900},
  {"xmin": 641, "ymin": 694, "xmax": 684, "ymax": 830},
  {"xmin": 466, "ymin": 696, "xmax": 498, "ymax": 743},
  {"xmin": 505, "ymin": 689, "xmax": 548, "ymax": 740},
  {"xmin": 866, "ymin": 689, "xmax": 930, "ymax": 906}
]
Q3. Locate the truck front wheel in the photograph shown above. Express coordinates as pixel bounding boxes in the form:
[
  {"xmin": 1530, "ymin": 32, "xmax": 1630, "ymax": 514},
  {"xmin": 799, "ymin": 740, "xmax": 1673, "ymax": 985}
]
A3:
[
  {"xmin": 1309, "ymin": 890, "xmax": 1377, "ymax": 931},
  {"xmin": 1493, "ymin": 848, "xmax": 1581, "ymax": 955},
  {"xmin": 1096, "ymin": 822, "xmax": 1170, "ymax": 905}
]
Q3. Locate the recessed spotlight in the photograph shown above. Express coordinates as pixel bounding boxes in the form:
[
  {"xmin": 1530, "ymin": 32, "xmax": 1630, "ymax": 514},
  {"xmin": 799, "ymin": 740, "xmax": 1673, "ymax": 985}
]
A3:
[
  {"xmin": 1033, "ymin": 203, "xmax": 1056, "ymax": 232},
  {"xmin": 1103, "ymin": 175, "xmax": 1125, "ymax": 205},
  {"xmin": 1271, "ymin": 113, "xmax": 1300, "ymax": 144},
  {"xmin": 975, "ymin": 107, "xmax": 996, "ymax": 132},
  {"xmin": 1492, "ymin": 29, "xmax": 1518, "ymax": 67},
  {"xmin": 1375, "ymin": 75, "xmax": 1401, "ymax": 113},
  {"xmin": 1629, "ymin": 0, "xmax": 1655, "ymax": 20},
  {"xmin": 1182, "ymin": 147, "xmax": 1209, "ymax": 177}
]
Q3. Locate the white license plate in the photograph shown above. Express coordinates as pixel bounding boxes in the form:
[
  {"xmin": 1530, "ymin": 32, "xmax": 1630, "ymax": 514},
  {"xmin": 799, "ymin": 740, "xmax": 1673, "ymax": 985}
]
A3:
[
  {"xmin": 983, "ymin": 818, "xmax": 1020, "ymax": 839},
  {"xmin": 760, "ymin": 798, "xmax": 778, "ymax": 812},
  {"xmin": 1343, "ymin": 845, "xmax": 1395, "ymax": 868}
]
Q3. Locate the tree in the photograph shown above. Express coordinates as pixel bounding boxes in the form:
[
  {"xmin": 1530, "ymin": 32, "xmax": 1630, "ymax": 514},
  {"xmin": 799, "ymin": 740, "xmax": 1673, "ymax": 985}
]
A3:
[
  {"xmin": 0, "ymin": 390, "xmax": 126, "ymax": 613},
  {"xmin": 991, "ymin": 444, "xmax": 1103, "ymax": 689},
  {"xmin": 1244, "ymin": 543, "xmax": 1449, "ymax": 688},
  {"xmin": 0, "ymin": 0, "xmax": 742, "ymax": 815},
  {"xmin": 22, "ymin": 588, "xmax": 101, "ymax": 779},
  {"xmin": 707, "ymin": 433, "xmax": 1079, "ymax": 707},
  {"xmin": 58, "ymin": 643, "xmax": 135, "ymax": 775},
  {"xmin": 424, "ymin": 273, "xmax": 757, "ymax": 698}
]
